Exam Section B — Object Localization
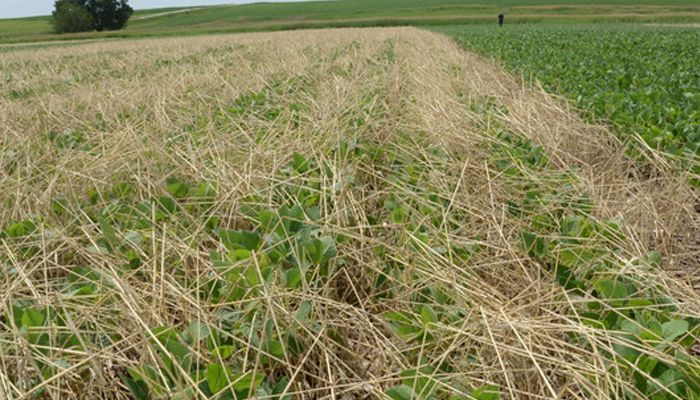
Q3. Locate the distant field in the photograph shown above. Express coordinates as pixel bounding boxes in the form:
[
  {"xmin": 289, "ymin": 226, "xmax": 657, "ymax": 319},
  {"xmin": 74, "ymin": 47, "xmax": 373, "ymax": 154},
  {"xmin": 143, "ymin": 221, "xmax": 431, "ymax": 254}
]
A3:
[
  {"xmin": 1, "ymin": 0, "xmax": 700, "ymax": 44},
  {"xmin": 0, "ymin": 7, "xmax": 192, "ymax": 44}
]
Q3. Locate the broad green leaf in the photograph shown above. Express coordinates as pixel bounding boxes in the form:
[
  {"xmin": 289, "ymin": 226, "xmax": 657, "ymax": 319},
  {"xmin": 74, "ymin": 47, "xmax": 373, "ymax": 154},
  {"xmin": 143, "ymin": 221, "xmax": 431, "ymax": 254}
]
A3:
[
  {"xmin": 471, "ymin": 384, "xmax": 501, "ymax": 400},
  {"xmin": 184, "ymin": 320, "xmax": 210, "ymax": 344},
  {"xmin": 637, "ymin": 355, "xmax": 659, "ymax": 375},
  {"xmin": 420, "ymin": 305, "xmax": 437, "ymax": 328},
  {"xmin": 594, "ymin": 278, "xmax": 628, "ymax": 300},
  {"xmin": 65, "ymin": 285, "xmax": 94, "ymax": 297},
  {"xmin": 151, "ymin": 326, "xmax": 178, "ymax": 345},
  {"xmin": 167, "ymin": 180, "xmax": 190, "ymax": 199},
  {"xmin": 165, "ymin": 339, "xmax": 190, "ymax": 364},
  {"xmin": 291, "ymin": 153, "xmax": 309, "ymax": 173},
  {"xmin": 286, "ymin": 331, "xmax": 304, "ymax": 355},
  {"xmin": 21, "ymin": 308, "xmax": 46, "ymax": 328},
  {"xmin": 212, "ymin": 345, "xmax": 234, "ymax": 360},
  {"xmin": 646, "ymin": 251, "xmax": 662, "ymax": 268},
  {"xmin": 296, "ymin": 300, "xmax": 313, "ymax": 321},
  {"xmin": 6, "ymin": 220, "xmax": 36, "ymax": 238},
  {"xmin": 661, "ymin": 319, "xmax": 688, "ymax": 342},
  {"xmin": 385, "ymin": 312, "xmax": 421, "ymax": 340},
  {"xmin": 231, "ymin": 371, "xmax": 264, "ymax": 393},
  {"xmin": 122, "ymin": 375, "xmax": 150, "ymax": 400},
  {"xmin": 265, "ymin": 340, "xmax": 285, "ymax": 358},
  {"xmin": 319, "ymin": 235, "xmax": 337, "ymax": 262},
  {"xmin": 129, "ymin": 365, "xmax": 166, "ymax": 397},
  {"xmin": 285, "ymin": 267, "xmax": 302, "ymax": 289},
  {"xmin": 385, "ymin": 311, "xmax": 412, "ymax": 325},
  {"xmin": 112, "ymin": 182, "xmax": 133, "ymax": 198},
  {"xmin": 257, "ymin": 210, "xmax": 277, "ymax": 232},
  {"xmin": 560, "ymin": 216, "xmax": 580, "ymax": 236},
  {"xmin": 400, "ymin": 366, "xmax": 439, "ymax": 398},
  {"xmin": 520, "ymin": 231, "xmax": 547, "ymax": 258},
  {"xmin": 429, "ymin": 286, "xmax": 452, "ymax": 305},
  {"xmin": 303, "ymin": 239, "xmax": 324, "ymax": 264},
  {"xmin": 272, "ymin": 376, "xmax": 292, "ymax": 400},
  {"xmin": 643, "ymin": 318, "xmax": 663, "ymax": 340},
  {"xmin": 155, "ymin": 196, "xmax": 177, "ymax": 215},
  {"xmin": 620, "ymin": 320, "xmax": 642, "ymax": 336},
  {"xmin": 206, "ymin": 363, "xmax": 229, "ymax": 394},
  {"xmin": 386, "ymin": 384, "xmax": 416, "ymax": 400},
  {"xmin": 51, "ymin": 197, "xmax": 69, "ymax": 216},
  {"xmin": 98, "ymin": 216, "xmax": 117, "ymax": 250},
  {"xmin": 193, "ymin": 181, "xmax": 216, "ymax": 201},
  {"xmin": 613, "ymin": 342, "xmax": 641, "ymax": 361},
  {"xmin": 219, "ymin": 230, "xmax": 262, "ymax": 251},
  {"xmin": 229, "ymin": 249, "xmax": 252, "ymax": 261},
  {"xmin": 391, "ymin": 207, "xmax": 408, "ymax": 223}
]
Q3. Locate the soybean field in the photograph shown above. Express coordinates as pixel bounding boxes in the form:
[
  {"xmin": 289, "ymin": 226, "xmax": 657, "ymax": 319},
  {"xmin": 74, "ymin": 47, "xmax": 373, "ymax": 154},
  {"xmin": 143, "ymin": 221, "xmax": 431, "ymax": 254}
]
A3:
[{"xmin": 439, "ymin": 24, "xmax": 700, "ymax": 166}]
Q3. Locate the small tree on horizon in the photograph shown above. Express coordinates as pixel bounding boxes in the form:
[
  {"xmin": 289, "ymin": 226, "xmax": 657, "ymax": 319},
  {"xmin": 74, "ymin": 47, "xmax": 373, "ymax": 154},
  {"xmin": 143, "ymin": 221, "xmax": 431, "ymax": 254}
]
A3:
[
  {"xmin": 52, "ymin": 0, "xmax": 133, "ymax": 34},
  {"xmin": 52, "ymin": 1, "xmax": 95, "ymax": 34}
]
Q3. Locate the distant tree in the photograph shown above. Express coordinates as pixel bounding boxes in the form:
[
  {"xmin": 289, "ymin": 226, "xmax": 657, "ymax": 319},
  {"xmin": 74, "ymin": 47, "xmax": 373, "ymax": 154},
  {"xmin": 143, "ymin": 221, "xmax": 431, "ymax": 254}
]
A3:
[
  {"xmin": 52, "ymin": 1, "xmax": 95, "ymax": 34},
  {"xmin": 52, "ymin": 0, "xmax": 133, "ymax": 33},
  {"xmin": 85, "ymin": 0, "xmax": 134, "ymax": 32}
]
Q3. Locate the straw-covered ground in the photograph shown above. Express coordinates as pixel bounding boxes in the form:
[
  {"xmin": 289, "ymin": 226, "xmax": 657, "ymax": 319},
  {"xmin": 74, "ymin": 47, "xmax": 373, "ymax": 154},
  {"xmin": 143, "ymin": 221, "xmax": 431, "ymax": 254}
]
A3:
[{"xmin": 0, "ymin": 28, "xmax": 698, "ymax": 399}]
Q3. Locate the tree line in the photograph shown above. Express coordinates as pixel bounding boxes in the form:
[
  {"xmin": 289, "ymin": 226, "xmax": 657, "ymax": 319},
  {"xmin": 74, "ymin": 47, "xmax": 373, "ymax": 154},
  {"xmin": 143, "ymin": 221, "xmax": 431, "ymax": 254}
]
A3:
[{"xmin": 52, "ymin": 0, "xmax": 133, "ymax": 34}]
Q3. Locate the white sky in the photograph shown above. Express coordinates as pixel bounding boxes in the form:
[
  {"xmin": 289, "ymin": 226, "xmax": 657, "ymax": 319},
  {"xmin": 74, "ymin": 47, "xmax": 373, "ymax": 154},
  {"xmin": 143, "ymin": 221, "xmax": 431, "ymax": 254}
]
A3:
[{"xmin": 2, "ymin": 1, "xmax": 308, "ymax": 19}]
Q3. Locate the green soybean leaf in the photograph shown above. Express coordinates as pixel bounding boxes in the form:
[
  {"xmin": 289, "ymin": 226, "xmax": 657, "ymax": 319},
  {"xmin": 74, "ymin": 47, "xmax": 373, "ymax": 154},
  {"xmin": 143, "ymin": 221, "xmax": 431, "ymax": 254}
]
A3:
[
  {"xmin": 646, "ymin": 251, "xmax": 662, "ymax": 268},
  {"xmin": 219, "ymin": 230, "xmax": 262, "ymax": 251},
  {"xmin": 167, "ymin": 180, "xmax": 190, "ymax": 199},
  {"xmin": 594, "ymin": 278, "xmax": 627, "ymax": 300},
  {"xmin": 319, "ymin": 235, "xmax": 337, "ymax": 262},
  {"xmin": 265, "ymin": 340, "xmax": 285, "ymax": 359},
  {"xmin": 184, "ymin": 320, "xmax": 210, "ymax": 344},
  {"xmin": 98, "ymin": 216, "xmax": 117, "ymax": 250},
  {"xmin": 386, "ymin": 384, "xmax": 416, "ymax": 400},
  {"xmin": 6, "ymin": 220, "xmax": 36, "ymax": 238},
  {"xmin": 213, "ymin": 345, "xmax": 234, "ymax": 360},
  {"xmin": 112, "ymin": 182, "xmax": 133, "ymax": 198},
  {"xmin": 640, "ymin": 318, "xmax": 663, "ymax": 341},
  {"xmin": 520, "ymin": 231, "xmax": 547, "ymax": 258},
  {"xmin": 661, "ymin": 319, "xmax": 688, "ymax": 342},
  {"xmin": 400, "ymin": 366, "xmax": 438, "ymax": 398},
  {"xmin": 232, "ymin": 371, "xmax": 264, "ymax": 392},
  {"xmin": 296, "ymin": 300, "xmax": 313, "ymax": 321},
  {"xmin": 471, "ymin": 384, "xmax": 501, "ymax": 400},
  {"xmin": 285, "ymin": 267, "xmax": 302, "ymax": 289},
  {"xmin": 291, "ymin": 153, "xmax": 310, "ymax": 173},
  {"xmin": 420, "ymin": 305, "xmax": 437, "ymax": 328},
  {"xmin": 122, "ymin": 375, "xmax": 150, "ymax": 400},
  {"xmin": 206, "ymin": 364, "xmax": 229, "ymax": 394},
  {"xmin": 21, "ymin": 308, "xmax": 46, "ymax": 328},
  {"xmin": 272, "ymin": 376, "xmax": 292, "ymax": 400}
]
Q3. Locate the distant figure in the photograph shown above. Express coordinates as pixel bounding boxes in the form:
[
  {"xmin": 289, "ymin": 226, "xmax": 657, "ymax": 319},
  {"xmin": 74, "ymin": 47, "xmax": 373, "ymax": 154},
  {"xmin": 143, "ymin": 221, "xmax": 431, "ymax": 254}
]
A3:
[{"xmin": 498, "ymin": 13, "xmax": 505, "ymax": 27}]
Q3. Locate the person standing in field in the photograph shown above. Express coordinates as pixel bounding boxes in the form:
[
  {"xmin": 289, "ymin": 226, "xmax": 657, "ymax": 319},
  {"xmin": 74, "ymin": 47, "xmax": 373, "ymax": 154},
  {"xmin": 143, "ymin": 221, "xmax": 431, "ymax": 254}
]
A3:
[{"xmin": 498, "ymin": 13, "xmax": 505, "ymax": 26}]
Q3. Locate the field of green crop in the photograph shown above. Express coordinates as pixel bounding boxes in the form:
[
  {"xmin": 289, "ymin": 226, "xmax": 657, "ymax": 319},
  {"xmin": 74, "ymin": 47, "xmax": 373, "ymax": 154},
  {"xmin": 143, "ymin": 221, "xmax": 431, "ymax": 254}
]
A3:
[
  {"xmin": 438, "ymin": 24, "xmax": 700, "ymax": 170},
  {"xmin": 1, "ymin": 0, "xmax": 700, "ymax": 44}
]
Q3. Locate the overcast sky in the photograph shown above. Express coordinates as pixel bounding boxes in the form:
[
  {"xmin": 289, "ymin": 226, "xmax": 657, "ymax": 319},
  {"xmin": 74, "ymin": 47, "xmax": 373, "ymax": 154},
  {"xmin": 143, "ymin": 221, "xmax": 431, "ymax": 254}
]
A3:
[{"xmin": 2, "ymin": 1, "xmax": 308, "ymax": 19}]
